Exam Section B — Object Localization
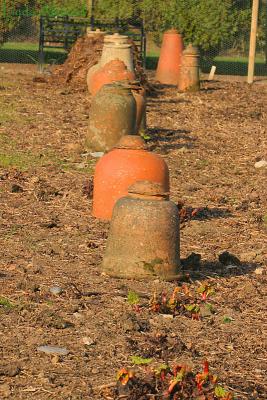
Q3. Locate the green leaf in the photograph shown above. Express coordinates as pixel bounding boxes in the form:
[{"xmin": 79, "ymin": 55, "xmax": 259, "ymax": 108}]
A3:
[
  {"xmin": 215, "ymin": 385, "xmax": 229, "ymax": 397},
  {"xmin": 130, "ymin": 356, "xmax": 153, "ymax": 365},
  {"xmin": 223, "ymin": 316, "xmax": 234, "ymax": 324},
  {"xmin": 154, "ymin": 363, "xmax": 170, "ymax": 375},
  {"xmin": 185, "ymin": 304, "xmax": 200, "ymax": 313},
  {"xmin": 127, "ymin": 290, "xmax": 140, "ymax": 305}
]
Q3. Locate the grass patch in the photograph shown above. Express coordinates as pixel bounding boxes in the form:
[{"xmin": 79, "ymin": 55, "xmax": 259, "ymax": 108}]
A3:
[
  {"xmin": 0, "ymin": 297, "xmax": 14, "ymax": 310},
  {"xmin": 0, "ymin": 145, "xmax": 94, "ymax": 173},
  {"xmin": 0, "ymin": 152, "xmax": 40, "ymax": 170},
  {"xmin": 145, "ymin": 51, "xmax": 267, "ymax": 76},
  {"xmin": 0, "ymin": 41, "xmax": 67, "ymax": 64}
]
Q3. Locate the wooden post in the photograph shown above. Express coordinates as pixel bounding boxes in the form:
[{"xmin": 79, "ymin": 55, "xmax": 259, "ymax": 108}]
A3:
[
  {"xmin": 87, "ymin": 0, "xmax": 93, "ymax": 18},
  {"xmin": 247, "ymin": 0, "xmax": 260, "ymax": 84}
]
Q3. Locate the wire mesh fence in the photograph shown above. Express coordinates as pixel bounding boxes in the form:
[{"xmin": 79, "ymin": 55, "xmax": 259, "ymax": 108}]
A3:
[{"xmin": 0, "ymin": 1, "xmax": 266, "ymax": 77}]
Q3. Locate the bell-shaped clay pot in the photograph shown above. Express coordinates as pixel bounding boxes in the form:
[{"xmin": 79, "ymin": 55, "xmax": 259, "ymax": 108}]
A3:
[
  {"xmin": 89, "ymin": 59, "xmax": 135, "ymax": 97},
  {"xmin": 87, "ymin": 63, "xmax": 100, "ymax": 91},
  {"xmin": 92, "ymin": 135, "xmax": 170, "ymax": 220},
  {"xmin": 86, "ymin": 83, "xmax": 136, "ymax": 153},
  {"xmin": 87, "ymin": 34, "xmax": 135, "ymax": 94},
  {"xmin": 156, "ymin": 29, "xmax": 184, "ymax": 85},
  {"xmin": 100, "ymin": 41, "xmax": 134, "ymax": 72},
  {"xmin": 102, "ymin": 180, "xmax": 180, "ymax": 280}
]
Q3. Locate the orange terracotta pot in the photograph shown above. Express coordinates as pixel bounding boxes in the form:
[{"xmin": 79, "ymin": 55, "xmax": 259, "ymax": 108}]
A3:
[
  {"xmin": 155, "ymin": 29, "xmax": 184, "ymax": 85},
  {"xmin": 89, "ymin": 59, "xmax": 135, "ymax": 97},
  {"xmin": 92, "ymin": 135, "xmax": 170, "ymax": 220}
]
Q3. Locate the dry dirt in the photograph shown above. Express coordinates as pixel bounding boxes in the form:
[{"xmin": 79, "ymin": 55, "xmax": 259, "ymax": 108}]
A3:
[{"xmin": 0, "ymin": 63, "xmax": 267, "ymax": 400}]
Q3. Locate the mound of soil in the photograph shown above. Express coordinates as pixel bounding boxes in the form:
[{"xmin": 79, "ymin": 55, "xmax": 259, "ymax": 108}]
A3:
[
  {"xmin": 51, "ymin": 34, "xmax": 152, "ymax": 92},
  {"xmin": 52, "ymin": 34, "xmax": 104, "ymax": 86}
]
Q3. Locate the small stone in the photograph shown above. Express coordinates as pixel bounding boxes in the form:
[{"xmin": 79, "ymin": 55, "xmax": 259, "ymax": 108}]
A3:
[
  {"xmin": 49, "ymin": 286, "xmax": 63, "ymax": 296},
  {"xmin": 90, "ymin": 152, "xmax": 104, "ymax": 158},
  {"xmin": 37, "ymin": 345, "xmax": 69, "ymax": 356},
  {"xmin": 82, "ymin": 337, "xmax": 95, "ymax": 346},
  {"xmin": 254, "ymin": 267, "xmax": 265, "ymax": 275},
  {"xmin": 254, "ymin": 160, "xmax": 267, "ymax": 168},
  {"xmin": 162, "ymin": 314, "xmax": 174, "ymax": 320}
]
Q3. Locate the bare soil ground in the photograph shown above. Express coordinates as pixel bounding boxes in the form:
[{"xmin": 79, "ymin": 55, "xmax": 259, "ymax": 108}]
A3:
[{"xmin": 0, "ymin": 64, "xmax": 266, "ymax": 400}]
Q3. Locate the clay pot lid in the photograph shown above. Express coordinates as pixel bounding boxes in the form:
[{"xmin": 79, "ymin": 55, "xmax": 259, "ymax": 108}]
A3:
[
  {"xmin": 128, "ymin": 181, "xmax": 169, "ymax": 198},
  {"xmin": 183, "ymin": 44, "xmax": 199, "ymax": 56},
  {"xmin": 115, "ymin": 135, "xmax": 146, "ymax": 150}
]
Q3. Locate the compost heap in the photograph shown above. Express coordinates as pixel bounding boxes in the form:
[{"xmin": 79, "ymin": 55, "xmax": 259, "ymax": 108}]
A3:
[
  {"xmin": 52, "ymin": 34, "xmax": 151, "ymax": 91},
  {"xmin": 52, "ymin": 34, "xmax": 104, "ymax": 86}
]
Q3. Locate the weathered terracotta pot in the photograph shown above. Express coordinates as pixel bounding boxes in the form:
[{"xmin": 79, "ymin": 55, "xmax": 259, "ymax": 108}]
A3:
[
  {"xmin": 87, "ymin": 39, "xmax": 135, "ymax": 94},
  {"xmin": 100, "ymin": 41, "xmax": 134, "ymax": 72},
  {"xmin": 87, "ymin": 63, "xmax": 99, "ymax": 90},
  {"xmin": 86, "ymin": 83, "xmax": 136, "ymax": 153},
  {"xmin": 178, "ymin": 44, "xmax": 200, "ymax": 92},
  {"xmin": 156, "ymin": 29, "xmax": 184, "ymax": 85},
  {"xmin": 102, "ymin": 180, "xmax": 180, "ymax": 280},
  {"xmin": 89, "ymin": 59, "xmax": 135, "ymax": 97},
  {"xmin": 92, "ymin": 135, "xmax": 170, "ymax": 220}
]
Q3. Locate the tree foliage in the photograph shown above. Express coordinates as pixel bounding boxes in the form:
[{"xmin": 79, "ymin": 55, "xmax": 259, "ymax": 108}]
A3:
[{"xmin": 1, "ymin": 0, "xmax": 266, "ymax": 56}]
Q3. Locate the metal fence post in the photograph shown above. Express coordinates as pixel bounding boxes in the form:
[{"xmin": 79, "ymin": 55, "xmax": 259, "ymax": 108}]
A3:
[{"xmin": 38, "ymin": 16, "xmax": 45, "ymax": 72}]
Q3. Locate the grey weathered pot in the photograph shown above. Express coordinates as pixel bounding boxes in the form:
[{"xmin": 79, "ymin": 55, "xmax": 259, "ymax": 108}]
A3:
[
  {"xmin": 102, "ymin": 181, "xmax": 180, "ymax": 280},
  {"xmin": 85, "ymin": 83, "xmax": 137, "ymax": 152}
]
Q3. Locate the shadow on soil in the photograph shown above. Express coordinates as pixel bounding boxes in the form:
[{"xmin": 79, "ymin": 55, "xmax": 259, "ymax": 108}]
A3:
[
  {"xmin": 147, "ymin": 127, "xmax": 197, "ymax": 153},
  {"xmin": 178, "ymin": 206, "xmax": 233, "ymax": 227},
  {"xmin": 182, "ymin": 252, "xmax": 261, "ymax": 279},
  {"xmin": 149, "ymin": 97, "xmax": 192, "ymax": 104}
]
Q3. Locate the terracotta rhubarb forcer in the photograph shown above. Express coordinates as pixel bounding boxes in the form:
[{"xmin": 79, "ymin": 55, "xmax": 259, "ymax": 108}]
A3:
[
  {"xmin": 86, "ymin": 83, "xmax": 136, "ymax": 152},
  {"xmin": 89, "ymin": 59, "xmax": 135, "ymax": 97},
  {"xmin": 155, "ymin": 29, "xmax": 184, "ymax": 85},
  {"xmin": 178, "ymin": 44, "xmax": 200, "ymax": 92},
  {"xmin": 101, "ymin": 41, "xmax": 135, "ymax": 72},
  {"xmin": 92, "ymin": 135, "xmax": 170, "ymax": 220},
  {"xmin": 87, "ymin": 34, "xmax": 135, "ymax": 94},
  {"xmin": 102, "ymin": 180, "xmax": 180, "ymax": 280}
]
